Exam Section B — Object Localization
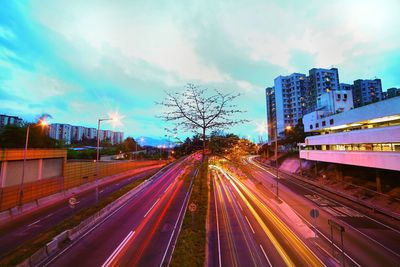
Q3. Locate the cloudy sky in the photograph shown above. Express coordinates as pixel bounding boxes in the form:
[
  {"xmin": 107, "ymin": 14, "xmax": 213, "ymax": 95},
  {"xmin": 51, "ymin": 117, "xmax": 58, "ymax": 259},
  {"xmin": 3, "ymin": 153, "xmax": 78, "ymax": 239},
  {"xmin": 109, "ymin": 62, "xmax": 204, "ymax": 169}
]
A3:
[{"xmin": 1, "ymin": 0, "xmax": 399, "ymax": 141}]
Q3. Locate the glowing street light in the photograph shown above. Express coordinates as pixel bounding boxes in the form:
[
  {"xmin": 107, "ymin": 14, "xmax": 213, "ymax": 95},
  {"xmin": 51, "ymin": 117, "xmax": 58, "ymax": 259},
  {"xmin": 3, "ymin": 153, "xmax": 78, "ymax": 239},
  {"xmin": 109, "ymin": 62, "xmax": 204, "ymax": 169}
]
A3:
[
  {"xmin": 19, "ymin": 117, "xmax": 50, "ymax": 207},
  {"xmin": 95, "ymin": 115, "xmax": 120, "ymax": 203}
]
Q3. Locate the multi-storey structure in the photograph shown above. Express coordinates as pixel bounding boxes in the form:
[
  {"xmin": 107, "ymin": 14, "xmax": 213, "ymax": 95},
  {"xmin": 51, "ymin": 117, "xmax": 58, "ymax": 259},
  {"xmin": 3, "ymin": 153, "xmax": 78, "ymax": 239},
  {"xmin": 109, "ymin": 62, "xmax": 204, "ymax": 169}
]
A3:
[
  {"xmin": 339, "ymin": 83, "xmax": 353, "ymax": 91},
  {"xmin": 0, "ymin": 114, "xmax": 23, "ymax": 127},
  {"xmin": 300, "ymin": 96, "xmax": 400, "ymax": 172},
  {"xmin": 352, "ymin": 79, "xmax": 382, "ymax": 108},
  {"xmin": 386, "ymin": 87, "xmax": 400, "ymax": 99},
  {"xmin": 49, "ymin": 123, "xmax": 72, "ymax": 144},
  {"xmin": 316, "ymin": 90, "xmax": 354, "ymax": 115},
  {"xmin": 71, "ymin": 126, "xmax": 85, "ymax": 142},
  {"xmin": 272, "ymin": 73, "xmax": 309, "ymax": 138},
  {"xmin": 308, "ymin": 68, "xmax": 340, "ymax": 112},
  {"xmin": 265, "ymin": 87, "xmax": 276, "ymax": 141},
  {"xmin": 49, "ymin": 124, "xmax": 123, "ymax": 145}
]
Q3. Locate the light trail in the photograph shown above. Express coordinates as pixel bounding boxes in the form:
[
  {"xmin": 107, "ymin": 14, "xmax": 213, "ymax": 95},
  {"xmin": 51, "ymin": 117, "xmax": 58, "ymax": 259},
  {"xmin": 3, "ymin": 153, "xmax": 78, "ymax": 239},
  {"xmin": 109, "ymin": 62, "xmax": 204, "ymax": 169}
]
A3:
[{"xmin": 211, "ymin": 164, "xmax": 324, "ymax": 267}]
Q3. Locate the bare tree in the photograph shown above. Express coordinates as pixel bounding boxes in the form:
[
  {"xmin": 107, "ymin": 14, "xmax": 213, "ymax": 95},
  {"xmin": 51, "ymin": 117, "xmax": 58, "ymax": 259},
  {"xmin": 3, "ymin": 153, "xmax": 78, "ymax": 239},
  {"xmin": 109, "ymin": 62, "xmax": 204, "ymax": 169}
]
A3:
[{"xmin": 158, "ymin": 84, "xmax": 248, "ymax": 155}]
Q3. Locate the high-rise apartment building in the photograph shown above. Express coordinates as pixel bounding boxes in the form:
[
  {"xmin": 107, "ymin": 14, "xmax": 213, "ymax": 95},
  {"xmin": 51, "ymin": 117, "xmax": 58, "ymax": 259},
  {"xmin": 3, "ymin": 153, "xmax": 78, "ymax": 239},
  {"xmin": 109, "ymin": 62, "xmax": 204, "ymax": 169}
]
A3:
[
  {"xmin": 386, "ymin": 87, "xmax": 400, "ymax": 99},
  {"xmin": 265, "ymin": 87, "xmax": 276, "ymax": 141},
  {"xmin": 49, "ymin": 124, "xmax": 123, "ymax": 145},
  {"xmin": 0, "ymin": 114, "xmax": 23, "ymax": 127},
  {"xmin": 308, "ymin": 68, "xmax": 340, "ymax": 112},
  {"xmin": 272, "ymin": 73, "xmax": 309, "ymax": 137},
  {"xmin": 353, "ymin": 79, "xmax": 382, "ymax": 108}
]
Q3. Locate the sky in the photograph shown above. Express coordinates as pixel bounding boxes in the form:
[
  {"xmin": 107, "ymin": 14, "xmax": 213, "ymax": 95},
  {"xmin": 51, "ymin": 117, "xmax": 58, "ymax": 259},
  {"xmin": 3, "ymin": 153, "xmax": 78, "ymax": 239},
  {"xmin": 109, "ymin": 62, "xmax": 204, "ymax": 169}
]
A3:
[{"xmin": 1, "ymin": 0, "xmax": 400, "ymax": 142}]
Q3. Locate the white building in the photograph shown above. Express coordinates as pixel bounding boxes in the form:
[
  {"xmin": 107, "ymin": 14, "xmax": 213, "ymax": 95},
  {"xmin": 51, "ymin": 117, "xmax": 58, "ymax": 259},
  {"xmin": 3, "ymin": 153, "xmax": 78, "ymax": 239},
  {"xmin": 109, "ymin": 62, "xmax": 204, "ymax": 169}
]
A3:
[
  {"xmin": 316, "ymin": 90, "xmax": 354, "ymax": 115},
  {"xmin": 272, "ymin": 73, "xmax": 309, "ymax": 138},
  {"xmin": 308, "ymin": 68, "xmax": 340, "ymax": 112},
  {"xmin": 49, "ymin": 123, "xmax": 72, "ymax": 144},
  {"xmin": 0, "ymin": 114, "xmax": 23, "ymax": 127},
  {"xmin": 300, "ymin": 96, "xmax": 400, "ymax": 171},
  {"xmin": 71, "ymin": 126, "xmax": 85, "ymax": 142}
]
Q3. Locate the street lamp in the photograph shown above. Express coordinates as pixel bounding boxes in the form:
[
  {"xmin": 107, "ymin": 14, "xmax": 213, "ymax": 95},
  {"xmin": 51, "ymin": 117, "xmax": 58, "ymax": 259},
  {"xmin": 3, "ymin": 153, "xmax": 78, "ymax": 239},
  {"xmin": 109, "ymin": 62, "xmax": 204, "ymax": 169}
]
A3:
[
  {"xmin": 95, "ymin": 117, "xmax": 116, "ymax": 203},
  {"xmin": 19, "ymin": 119, "xmax": 49, "ymax": 207}
]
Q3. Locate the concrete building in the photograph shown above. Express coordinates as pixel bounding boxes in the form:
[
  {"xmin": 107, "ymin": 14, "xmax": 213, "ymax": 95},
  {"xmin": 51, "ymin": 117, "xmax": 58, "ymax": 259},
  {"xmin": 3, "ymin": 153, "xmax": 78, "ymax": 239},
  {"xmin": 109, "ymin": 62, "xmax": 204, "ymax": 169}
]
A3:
[
  {"xmin": 272, "ymin": 73, "xmax": 309, "ymax": 138},
  {"xmin": 0, "ymin": 114, "xmax": 23, "ymax": 128},
  {"xmin": 113, "ymin": 132, "xmax": 124, "ymax": 145},
  {"xmin": 49, "ymin": 124, "xmax": 123, "ymax": 145},
  {"xmin": 265, "ymin": 87, "xmax": 276, "ymax": 141},
  {"xmin": 308, "ymin": 68, "xmax": 340, "ymax": 112},
  {"xmin": 353, "ymin": 79, "xmax": 382, "ymax": 108},
  {"xmin": 339, "ymin": 83, "xmax": 353, "ymax": 91},
  {"xmin": 386, "ymin": 87, "xmax": 400, "ymax": 99},
  {"xmin": 49, "ymin": 123, "xmax": 72, "ymax": 144},
  {"xmin": 71, "ymin": 126, "xmax": 85, "ymax": 142},
  {"xmin": 300, "ymin": 96, "xmax": 400, "ymax": 172},
  {"xmin": 316, "ymin": 90, "xmax": 354, "ymax": 115}
]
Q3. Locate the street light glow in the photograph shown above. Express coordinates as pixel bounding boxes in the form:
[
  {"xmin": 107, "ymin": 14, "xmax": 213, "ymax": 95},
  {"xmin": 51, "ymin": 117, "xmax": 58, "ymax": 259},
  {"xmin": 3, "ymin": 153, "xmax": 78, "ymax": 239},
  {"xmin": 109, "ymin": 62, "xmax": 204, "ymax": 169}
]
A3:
[{"xmin": 108, "ymin": 111, "xmax": 124, "ymax": 128}]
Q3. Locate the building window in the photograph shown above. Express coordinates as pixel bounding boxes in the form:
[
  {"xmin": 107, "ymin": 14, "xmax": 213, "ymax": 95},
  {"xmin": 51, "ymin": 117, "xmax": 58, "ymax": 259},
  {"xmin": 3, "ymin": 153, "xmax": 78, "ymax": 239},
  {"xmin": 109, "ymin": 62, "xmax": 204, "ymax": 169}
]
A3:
[
  {"xmin": 322, "ymin": 121, "xmax": 326, "ymax": 127},
  {"xmin": 310, "ymin": 124, "xmax": 313, "ymax": 129},
  {"xmin": 329, "ymin": 119, "xmax": 334, "ymax": 125},
  {"xmin": 315, "ymin": 123, "xmax": 319, "ymax": 128}
]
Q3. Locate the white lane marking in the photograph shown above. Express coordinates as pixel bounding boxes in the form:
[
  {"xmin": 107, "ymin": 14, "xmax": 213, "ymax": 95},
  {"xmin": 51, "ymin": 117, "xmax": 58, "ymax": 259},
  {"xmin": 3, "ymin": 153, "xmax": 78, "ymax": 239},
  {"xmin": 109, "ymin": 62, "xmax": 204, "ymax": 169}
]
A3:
[
  {"xmin": 259, "ymin": 244, "xmax": 272, "ymax": 267},
  {"xmin": 214, "ymin": 178, "xmax": 222, "ymax": 267},
  {"xmin": 102, "ymin": 230, "xmax": 135, "ymax": 267},
  {"xmin": 28, "ymin": 220, "xmax": 41, "ymax": 227},
  {"xmin": 237, "ymin": 201, "xmax": 243, "ymax": 211},
  {"xmin": 164, "ymin": 182, "xmax": 173, "ymax": 193},
  {"xmin": 159, "ymin": 167, "xmax": 198, "ymax": 267},
  {"xmin": 244, "ymin": 216, "xmax": 255, "ymax": 234},
  {"xmin": 43, "ymin": 213, "xmax": 54, "ymax": 219},
  {"xmin": 144, "ymin": 198, "xmax": 160, "ymax": 218}
]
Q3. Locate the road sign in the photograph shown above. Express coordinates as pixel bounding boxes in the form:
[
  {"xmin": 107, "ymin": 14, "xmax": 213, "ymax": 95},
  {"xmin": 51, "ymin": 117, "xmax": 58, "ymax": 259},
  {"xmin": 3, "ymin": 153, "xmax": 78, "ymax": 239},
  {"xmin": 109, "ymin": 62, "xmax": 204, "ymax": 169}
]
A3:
[
  {"xmin": 189, "ymin": 203, "xmax": 197, "ymax": 212},
  {"xmin": 310, "ymin": 208, "xmax": 319, "ymax": 218},
  {"xmin": 69, "ymin": 196, "xmax": 79, "ymax": 208}
]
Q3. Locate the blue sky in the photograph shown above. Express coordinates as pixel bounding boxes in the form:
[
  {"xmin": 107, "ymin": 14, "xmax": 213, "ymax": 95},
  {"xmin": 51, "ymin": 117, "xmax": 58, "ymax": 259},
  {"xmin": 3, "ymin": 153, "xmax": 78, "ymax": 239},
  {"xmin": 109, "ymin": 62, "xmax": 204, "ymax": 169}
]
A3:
[{"xmin": 1, "ymin": 0, "xmax": 400, "ymax": 141}]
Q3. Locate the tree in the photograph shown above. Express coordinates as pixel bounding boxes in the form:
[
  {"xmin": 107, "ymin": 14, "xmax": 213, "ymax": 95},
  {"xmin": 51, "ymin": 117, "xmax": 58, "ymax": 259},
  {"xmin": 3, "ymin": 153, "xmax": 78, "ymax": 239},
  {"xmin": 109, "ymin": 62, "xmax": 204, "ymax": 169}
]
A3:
[{"xmin": 158, "ymin": 84, "xmax": 248, "ymax": 155}]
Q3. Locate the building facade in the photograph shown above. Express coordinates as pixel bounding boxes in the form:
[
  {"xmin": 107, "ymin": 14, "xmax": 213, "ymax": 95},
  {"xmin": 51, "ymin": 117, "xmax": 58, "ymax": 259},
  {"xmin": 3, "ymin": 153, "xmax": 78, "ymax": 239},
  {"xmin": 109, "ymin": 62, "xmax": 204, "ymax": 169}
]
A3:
[
  {"xmin": 49, "ymin": 123, "xmax": 123, "ymax": 145},
  {"xmin": 0, "ymin": 114, "xmax": 23, "ymax": 128},
  {"xmin": 386, "ymin": 87, "xmax": 400, "ymax": 99},
  {"xmin": 272, "ymin": 73, "xmax": 309, "ymax": 138},
  {"xmin": 308, "ymin": 68, "xmax": 340, "ymax": 112},
  {"xmin": 353, "ymin": 79, "xmax": 382, "ymax": 108},
  {"xmin": 300, "ymin": 96, "xmax": 400, "ymax": 171}
]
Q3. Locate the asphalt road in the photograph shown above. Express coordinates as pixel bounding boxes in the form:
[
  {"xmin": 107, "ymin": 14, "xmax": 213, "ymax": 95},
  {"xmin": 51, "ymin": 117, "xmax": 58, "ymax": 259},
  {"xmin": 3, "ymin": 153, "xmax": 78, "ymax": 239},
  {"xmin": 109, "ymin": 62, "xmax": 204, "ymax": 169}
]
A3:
[
  {"xmin": 0, "ymin": 165, "xmax": 163, "ymax": 259},
  {"xmin": 209, "ymin": 162, "xmax": 324, "ymax": 267},
  {"xmin": 245, "ymin": 156, "xmax": 400, "ymax": 267},
  {"xmin": 41, "ymin": 154, "xmax": 201, "ymax": 267}
]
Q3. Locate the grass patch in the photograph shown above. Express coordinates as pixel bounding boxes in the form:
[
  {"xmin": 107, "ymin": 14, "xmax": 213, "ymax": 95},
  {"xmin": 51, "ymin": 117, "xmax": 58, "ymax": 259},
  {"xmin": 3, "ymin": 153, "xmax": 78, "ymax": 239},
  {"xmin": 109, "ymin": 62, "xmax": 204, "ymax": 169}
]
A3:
[
  {"xmin": 0, "ymin": 172, "xmax": 156, "ymax": 266},
  {"xmin": 170, "ymin": 157, "xmax": 208, "ymax": 267}
]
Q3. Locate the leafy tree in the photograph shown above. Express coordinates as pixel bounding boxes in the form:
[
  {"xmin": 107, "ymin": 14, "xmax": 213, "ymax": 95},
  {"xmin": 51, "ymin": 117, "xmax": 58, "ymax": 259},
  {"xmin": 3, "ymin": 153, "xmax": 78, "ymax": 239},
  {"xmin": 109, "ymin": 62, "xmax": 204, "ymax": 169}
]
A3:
[
  {"xmin": 158, "ymin": 84, "xmax": 248, "ymax": 155},
  {"xmin": 116, "ymin": 137, "xmax": 138, "ymax": 153},
  {"xmin": 0, "ymin": 123, "xmax": 59, "ymax": 148}
]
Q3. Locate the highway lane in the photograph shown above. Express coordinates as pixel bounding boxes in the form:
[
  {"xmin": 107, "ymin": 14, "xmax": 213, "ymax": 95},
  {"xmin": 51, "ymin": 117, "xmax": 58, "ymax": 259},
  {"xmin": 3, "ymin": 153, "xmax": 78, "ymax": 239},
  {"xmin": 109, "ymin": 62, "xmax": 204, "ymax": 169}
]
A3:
[
  {"xmin": 41, "ymin": 154, "xmax": 201, "ymax": 267},
  {"xmin": 0, "ymin": 164, "xmax": 164, "ymax": 259},
  {"xmin": 245, "ymin": 156, "xmax": 400, "ymax": 266},
  {"xmin": 212, "ymin": 170, "xmax": 268, "ymax": 267},
  {"xmin": 210, "ymin": 163, "xmax": 324, "ymax": 267}
]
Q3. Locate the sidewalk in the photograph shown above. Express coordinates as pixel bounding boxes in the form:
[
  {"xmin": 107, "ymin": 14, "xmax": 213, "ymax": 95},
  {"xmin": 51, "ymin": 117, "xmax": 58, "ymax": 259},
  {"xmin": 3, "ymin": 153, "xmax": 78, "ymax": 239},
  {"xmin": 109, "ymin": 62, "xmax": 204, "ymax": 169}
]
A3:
[{"xmin": 0, "ymin": 163, "xmax": 166, "ymax": 226}]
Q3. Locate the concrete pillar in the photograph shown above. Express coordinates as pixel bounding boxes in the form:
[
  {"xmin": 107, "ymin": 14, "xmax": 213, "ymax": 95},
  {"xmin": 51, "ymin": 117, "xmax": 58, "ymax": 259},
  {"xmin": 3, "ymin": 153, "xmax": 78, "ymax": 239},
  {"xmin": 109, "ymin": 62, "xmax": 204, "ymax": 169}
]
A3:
[
  {"xmin": 376, "ymin": 170, "xmax": 382, "ymax": 193},
  {"xmin": 0, "ymin": 161, "xmax": 7, "ymax": 188},
  {"xmin": 38, "ymin": 159, "xmax": 43, "ymax": 180}
]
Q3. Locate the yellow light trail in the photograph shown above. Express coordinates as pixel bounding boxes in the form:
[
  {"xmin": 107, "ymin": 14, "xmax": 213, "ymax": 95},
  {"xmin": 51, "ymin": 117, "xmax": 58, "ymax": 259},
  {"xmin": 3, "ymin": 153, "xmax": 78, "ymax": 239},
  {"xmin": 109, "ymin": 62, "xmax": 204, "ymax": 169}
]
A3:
[{"xmin": 211, "ymin": 165, "xmax": 324, "ymax": 267}]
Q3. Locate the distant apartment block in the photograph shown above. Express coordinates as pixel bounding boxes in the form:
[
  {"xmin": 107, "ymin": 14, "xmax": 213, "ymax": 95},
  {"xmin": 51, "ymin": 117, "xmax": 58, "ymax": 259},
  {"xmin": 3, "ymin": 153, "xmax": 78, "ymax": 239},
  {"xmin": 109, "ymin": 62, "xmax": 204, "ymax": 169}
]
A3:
[
  {"xmin": 316, "ymin": 89, "xmax": 354, "ymax": 115},
  {"xmin": 0, "ymin": 114, "xmax": 23, "ymax": 127},
  {"xmin": 49, "ymin": 123, "xmax": 124, "ymax": 145},
  {"xmin": 353, "ymin": 79, "xmax": 382, "ymax": 108},
  {"xmin": 386, "ymin": 87, "xmax": 400, "ymax": 99}
]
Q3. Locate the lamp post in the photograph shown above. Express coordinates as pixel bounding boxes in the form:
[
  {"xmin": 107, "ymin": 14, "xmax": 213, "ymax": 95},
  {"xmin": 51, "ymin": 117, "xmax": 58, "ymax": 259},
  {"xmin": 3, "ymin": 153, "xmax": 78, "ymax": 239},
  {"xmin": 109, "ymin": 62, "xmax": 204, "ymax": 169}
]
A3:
[
  {"xmin": 274, "ymin": 123, "xmax": 279, "ymax": 199},
  {"xmin": 19, "ymin": 119, "xmax": 48, "ymax": 207},
  {"xmin": 96, "ymin": 118, "xmax": 114, "ymax": 203}
]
